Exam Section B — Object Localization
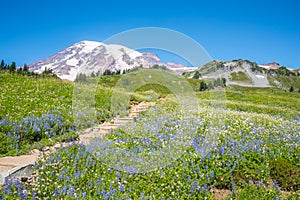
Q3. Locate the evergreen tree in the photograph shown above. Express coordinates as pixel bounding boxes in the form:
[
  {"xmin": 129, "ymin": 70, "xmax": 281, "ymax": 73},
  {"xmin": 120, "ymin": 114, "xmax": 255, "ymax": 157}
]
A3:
[
  {"xmin": 222, "ymin": 77, "xmax": 226, "ymax": 87},
  {"xmin": 17, "ymin": 67, "xmax": 22, "ymax": 74},
  {"xmin": 23, "ymin": 64, "xmax": 28, "ymax": 72},
  {"xmin": 199, "ymin": 81, "xmax": 208, "ymax": 91},
  {"xmin": 103, "ymin": 69, "xmax": 112, "ymax": 75},
  {"xmin": 0, "ymin": 60, "xmax": 4, "ymax": 69},
  {"xmin": 42, "ymin": 67, "xmax": 53, "ymax": 74},
  {"xmin": 9, "ymin": 61, "xmax": 16, "ymax": 72},
  {"xmin": 192, "ymin": 71, "xmax": 201, "ymax": 79}
]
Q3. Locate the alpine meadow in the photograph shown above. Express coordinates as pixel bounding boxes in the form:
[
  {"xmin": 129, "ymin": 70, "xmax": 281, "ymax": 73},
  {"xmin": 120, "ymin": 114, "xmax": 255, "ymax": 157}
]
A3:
[{"xmin": 0, "ymin": 52, "xmax": 299, "ymax": 199}]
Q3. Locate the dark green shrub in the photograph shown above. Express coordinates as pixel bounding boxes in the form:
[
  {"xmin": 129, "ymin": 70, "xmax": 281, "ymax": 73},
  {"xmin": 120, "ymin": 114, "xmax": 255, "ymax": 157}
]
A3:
[
  {"xmin": 269, "ymin": 158, "xmax": 300, "ymax": 191},
  {"xmin": 233, "ymin": 153, "xmax": 269, "ymax": 187}
]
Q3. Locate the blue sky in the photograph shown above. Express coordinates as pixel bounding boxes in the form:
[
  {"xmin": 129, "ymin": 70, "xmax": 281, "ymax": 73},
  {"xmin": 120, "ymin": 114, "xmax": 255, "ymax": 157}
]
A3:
[{"xmin": 1, "ymin": 0, "xmax": 300, "ymax": 68}]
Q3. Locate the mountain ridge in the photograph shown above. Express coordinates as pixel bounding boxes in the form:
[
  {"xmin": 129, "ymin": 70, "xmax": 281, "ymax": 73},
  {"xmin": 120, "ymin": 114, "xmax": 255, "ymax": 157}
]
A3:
[
  {"xmin": 186, "ymin": 59, "xmax": 300, "ymax": 88},
  {"xmin": 28, "ymin": 41, "xmax": 299, "ymax": 88}
]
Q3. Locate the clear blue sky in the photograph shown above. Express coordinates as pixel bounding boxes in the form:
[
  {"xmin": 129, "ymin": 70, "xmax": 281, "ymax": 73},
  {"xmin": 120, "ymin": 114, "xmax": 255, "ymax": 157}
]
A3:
[{"xmin": 1, "ymin": 0, "xmax": 299, "ymax": 68}]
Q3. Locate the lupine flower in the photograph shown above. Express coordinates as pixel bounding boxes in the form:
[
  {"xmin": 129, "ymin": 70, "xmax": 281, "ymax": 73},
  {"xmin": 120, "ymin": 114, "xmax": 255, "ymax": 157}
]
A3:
[{"xmin": 273, "ymin": 181, "xmax": 281, "ymax": 192}]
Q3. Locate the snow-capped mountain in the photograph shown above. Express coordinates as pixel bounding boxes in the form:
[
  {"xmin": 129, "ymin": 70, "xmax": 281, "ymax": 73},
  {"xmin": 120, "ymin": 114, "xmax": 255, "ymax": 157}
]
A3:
[{"xmin": 28, "ymin": 40, "xmax": 193, "ymax": 81}]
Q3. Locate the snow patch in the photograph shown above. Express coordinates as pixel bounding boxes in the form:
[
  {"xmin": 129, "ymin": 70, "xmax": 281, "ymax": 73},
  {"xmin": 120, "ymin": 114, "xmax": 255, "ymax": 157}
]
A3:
[
  {"xmin": 66, "ymin": 58, "xmax": 79, "ymax": 66},
  {"xmin": 259, "ymin": 65, "xmax": 270, "ymax": 69},
  {"xmin": 80, "ymin": 41, "xmax": 104, "ymax": 53},
  {"xmin": 255, "ymin": 75, "xmax": 265, "ymax": 79}
]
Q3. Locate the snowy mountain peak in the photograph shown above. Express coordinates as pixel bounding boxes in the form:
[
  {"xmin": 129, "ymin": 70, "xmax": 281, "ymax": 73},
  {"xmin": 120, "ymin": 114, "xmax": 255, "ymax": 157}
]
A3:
[
  {"xmin": 28, "ymin": 41, "xmax": 192, "ymax": 81},
  {"xmin": 80, "ymin": 40, "xmax": 103, "ymax": 45}
]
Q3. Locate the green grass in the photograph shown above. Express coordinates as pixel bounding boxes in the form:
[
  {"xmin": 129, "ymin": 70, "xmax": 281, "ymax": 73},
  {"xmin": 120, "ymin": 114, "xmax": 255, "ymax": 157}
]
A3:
[
  {"xmin": 229, "ymin": 71, "xmax": 253, "ymax": 83},
  {"xmin": 186, "ymin": 78, "xmax": 204, "ymax": 91},
  {"xmin": 196, "ymin": 86, "xmax": 300, "ymax": 119},
  {"xmin": 135, "ymin": 83, "xmax": 172, "ymax": 96},
  {"xmin": 0, "ymin": 72, "xmax": 73, "ymax": 121},
  {"xmin": 96, "ymin": 75, "xmax": 121, "ymax": 88}
]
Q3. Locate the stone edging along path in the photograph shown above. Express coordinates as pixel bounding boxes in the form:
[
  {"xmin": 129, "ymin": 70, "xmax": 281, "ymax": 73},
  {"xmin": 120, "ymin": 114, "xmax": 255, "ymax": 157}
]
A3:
[{"xmin": 0, "ymin": 101, "xmax": 156, "ymax": 184}]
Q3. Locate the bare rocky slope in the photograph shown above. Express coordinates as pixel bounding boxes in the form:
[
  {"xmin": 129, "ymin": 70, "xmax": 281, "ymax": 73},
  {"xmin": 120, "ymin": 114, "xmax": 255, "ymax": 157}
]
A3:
[{"xmin": 186, "ymin": 59, "xmax": 300, "ymax": 88}]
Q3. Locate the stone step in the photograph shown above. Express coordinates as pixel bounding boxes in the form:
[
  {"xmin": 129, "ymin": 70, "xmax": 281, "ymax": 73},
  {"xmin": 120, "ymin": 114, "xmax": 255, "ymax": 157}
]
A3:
[
  {"xmin": 132, "ymin": 109, "xmax": 147, "ymax": 112},
  {"xmin": 129, "ymin": 112, "xmax": 140, "ymax": 116},
  {"xmin": 112, "ymin": 119, "xmax": 130, "ymax": 124},
  {"xmin": 102, "ymin": 123, "xmax": 120, "ymax": 128},
  {"xmin": 112, "ymin": 121, "xmax": 127, "ymax": 124},
  {"xmin": 115, "ymin": 117, "xmax": 133, "ymax": 121},
  {"xmin": 134, "ymin": 105, "xmax": 150, "ymax": 108},
  {"xmin": 135, "ymin": 104, "xmax": 150, "ymax": 107},
  {"xmin": 136, "ymin": 106, "xmax": 149, "ymax": 109},
  {"xmin": 100, "ymin": 126, "xmax": 118, "ymax": 131},
  {"xmin": 129, "ymin": 113, "xmax": 139, "ymax": 117}
]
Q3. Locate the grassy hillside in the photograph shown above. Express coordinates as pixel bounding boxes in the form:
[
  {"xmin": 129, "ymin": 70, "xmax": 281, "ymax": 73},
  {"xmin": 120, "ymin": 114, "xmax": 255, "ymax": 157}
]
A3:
[
  {"xmin": 0, "ymin": 72, "xmax": 73, "ymax": 121},
  {"xmin": 196, "ymin": 86, "xmax": 300, "ymax": 119},
  {"xmin": 229, "ymin": 71, "xmax": 253, "ymax": 83},
  {"xmin": 268, "ymin": 75, "xmax": 300, "ymax": 89}
]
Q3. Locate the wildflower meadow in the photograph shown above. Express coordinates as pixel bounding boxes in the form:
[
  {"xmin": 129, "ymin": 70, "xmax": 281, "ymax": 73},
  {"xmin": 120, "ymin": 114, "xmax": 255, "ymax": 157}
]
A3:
[{"xmin": 0, "ymin": 71, "xmax": 299, "ymax": 199}]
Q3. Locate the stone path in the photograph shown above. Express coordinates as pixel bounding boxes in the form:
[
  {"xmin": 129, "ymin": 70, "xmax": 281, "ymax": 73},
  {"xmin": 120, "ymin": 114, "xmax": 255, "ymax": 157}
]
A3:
[
  {"xmin": 79, "ymin": 101, "xmax": 155, "ymax": 144},
  {"xmin": 0, "ymin": 101, "xmax": 155, "ymax": 184}
]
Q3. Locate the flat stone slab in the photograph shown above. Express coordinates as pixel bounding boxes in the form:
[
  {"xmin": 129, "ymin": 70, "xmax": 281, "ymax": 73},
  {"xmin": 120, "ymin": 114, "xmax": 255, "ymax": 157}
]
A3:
[
  {"xmin": 0, "ymin": 164, "xmax": 34, "ymax": 184},
  {"xmin": 0, "ymin": 165, "xmax": 15, "ymax": 173},
  {"xmin": 0, "ymin": 154, "xmax": 38, "ymax": 168}
]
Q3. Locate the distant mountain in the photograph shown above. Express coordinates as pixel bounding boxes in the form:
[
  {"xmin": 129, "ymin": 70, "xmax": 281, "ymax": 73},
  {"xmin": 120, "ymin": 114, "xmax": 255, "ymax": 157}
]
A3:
[
  {"xmin": 186, "ymin": 59, "xmax": 300, "ymax": 88},
  {"xmin": 28, "ymin": 41, "xmax": 193, "ymax": 81},
  {"xmin": 258, "ymin": 62, "xmax": 281, "ymax": 70}
]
